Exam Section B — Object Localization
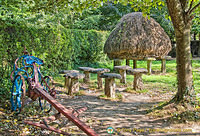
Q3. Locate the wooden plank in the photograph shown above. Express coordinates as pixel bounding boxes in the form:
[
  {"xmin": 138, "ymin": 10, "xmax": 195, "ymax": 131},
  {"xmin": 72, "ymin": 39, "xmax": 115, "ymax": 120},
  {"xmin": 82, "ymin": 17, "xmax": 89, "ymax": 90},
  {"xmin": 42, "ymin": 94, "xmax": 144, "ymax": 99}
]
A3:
[{"xmin": 34, "ymin": 85, "xmax": 98, "ymax": 136}]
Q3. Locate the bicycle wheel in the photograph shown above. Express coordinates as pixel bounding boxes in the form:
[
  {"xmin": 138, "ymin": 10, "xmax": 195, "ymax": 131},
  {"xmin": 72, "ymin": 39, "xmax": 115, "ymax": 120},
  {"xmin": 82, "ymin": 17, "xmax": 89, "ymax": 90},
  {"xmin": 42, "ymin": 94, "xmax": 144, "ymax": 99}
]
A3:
[
  {"xmin": 10, "ymin": 74, "xmax": 26, "ymax": 112},
  {"xmin": 39, "ymin": 76, "xmax": 53, "ymax": 112}
]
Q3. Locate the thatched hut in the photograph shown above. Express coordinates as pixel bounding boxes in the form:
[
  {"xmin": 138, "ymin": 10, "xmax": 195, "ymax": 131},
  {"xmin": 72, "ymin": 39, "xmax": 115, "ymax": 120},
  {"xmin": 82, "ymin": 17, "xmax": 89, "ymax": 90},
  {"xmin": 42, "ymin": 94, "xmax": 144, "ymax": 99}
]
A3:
[{"xmin": 104, "ymin": 12, "xmax": 172, "ymax": 74}]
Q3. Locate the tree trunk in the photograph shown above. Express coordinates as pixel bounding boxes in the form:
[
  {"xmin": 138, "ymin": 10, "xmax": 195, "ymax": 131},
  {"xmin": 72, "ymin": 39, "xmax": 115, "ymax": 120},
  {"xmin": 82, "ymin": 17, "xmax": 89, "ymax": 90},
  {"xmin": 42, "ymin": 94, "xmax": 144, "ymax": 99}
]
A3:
[
  {"xmin": 166, "ymin": 0, "xmax": 195, "ymax": 103},
  {"xmin": 174, "ymin": 25, "xmax": 194, "ymax": 102}
]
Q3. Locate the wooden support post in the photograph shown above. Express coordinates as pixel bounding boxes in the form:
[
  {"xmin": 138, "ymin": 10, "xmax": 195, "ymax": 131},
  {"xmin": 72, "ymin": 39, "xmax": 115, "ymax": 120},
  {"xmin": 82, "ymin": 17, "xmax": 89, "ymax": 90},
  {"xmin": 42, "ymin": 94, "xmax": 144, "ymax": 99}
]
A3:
[
  {"xmin": 133, "ymin": 60, "xmax": 137, "ymax": 68},
  {"xmin": 161, "ymin": 59, "xmax": 166, "ymax": 73},
  {"xmin": 68, "ymin": 78, "xmax": 79, "ymax": 95},
  {"xmin": 126, "ymin": 59, "xmax": 130, "ymax": 66},
  {"xmin": 97, "ymin": 73, "xmax": 103, "ymax": 89},
  {"xmin": 133, "ymin": 73, "xmax": 143, "ymax": 90},
  {"xmin": 83, "ymin": 71, "xmax": 90, "ymax": 83},
  {"xmin": 119, "ymin": 70, "xmax": 126, "ymax": 84},
  {"xmin": 105, "ymin": 78, "xmax": 115, "ymax": 98}
]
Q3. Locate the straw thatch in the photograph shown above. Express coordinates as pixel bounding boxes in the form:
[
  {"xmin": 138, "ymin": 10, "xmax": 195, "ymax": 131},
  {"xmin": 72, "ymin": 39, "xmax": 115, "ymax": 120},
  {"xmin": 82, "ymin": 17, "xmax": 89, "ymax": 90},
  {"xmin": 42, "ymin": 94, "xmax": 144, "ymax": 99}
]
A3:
[{"xmin": 104, "ymin": 12, "xmax": 172, "ymax": 59}]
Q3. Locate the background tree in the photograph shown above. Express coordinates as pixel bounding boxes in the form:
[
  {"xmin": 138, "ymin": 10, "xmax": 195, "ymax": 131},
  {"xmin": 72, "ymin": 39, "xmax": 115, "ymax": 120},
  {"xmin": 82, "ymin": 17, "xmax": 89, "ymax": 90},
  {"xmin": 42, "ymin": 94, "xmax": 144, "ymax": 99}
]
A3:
[{"xmin": 166, "ymin": 0, "xmax": 200, "ymax": 103}]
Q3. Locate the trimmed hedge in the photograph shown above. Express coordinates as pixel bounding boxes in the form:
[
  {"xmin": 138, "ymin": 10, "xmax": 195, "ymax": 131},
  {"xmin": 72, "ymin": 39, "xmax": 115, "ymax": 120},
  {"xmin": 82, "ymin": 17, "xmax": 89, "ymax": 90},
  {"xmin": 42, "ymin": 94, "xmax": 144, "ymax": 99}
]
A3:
[{"xmin": 0, "ymin": 26, "xmax": 110, "ymax": 77}]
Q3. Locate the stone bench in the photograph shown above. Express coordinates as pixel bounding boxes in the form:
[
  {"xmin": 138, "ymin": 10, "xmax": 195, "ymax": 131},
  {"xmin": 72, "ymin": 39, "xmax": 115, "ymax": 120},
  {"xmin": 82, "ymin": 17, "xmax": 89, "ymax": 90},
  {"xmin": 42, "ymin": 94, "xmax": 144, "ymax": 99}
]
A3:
[
  {"xmin": 114, "ymin": 65, "xmax": 131, "ymax": 84},
  {"xmin": 63, "ymin": 72, "xmax": 85, "ymax": 95},
  {"xmin": 157, "ymin": 56, "xmax": 172, "ymax": 73},
  {"xmin": 127, "ymin": 68, "xmax": 148, "ymax": 90},
  {"xmin": 100, "ymin": 73, "xmax": 121, "ymax": 98},
  {"xmin": 91, "ymin": 68, "xmax": 110, "ymax": 89},
  {"xmin": 78, "ymin": 67, "xmax": 96, "ymax": 83},
  {"xmin": 144, "ymin": 57, "xmax": 156, "ymax": 75},
  {"xmin": 59, "ymin": 70, "xmax": 79, "ymax": 90},
  {"xmin": 78, "ymin": 67, "xmax": 110, "ymax": 89}
]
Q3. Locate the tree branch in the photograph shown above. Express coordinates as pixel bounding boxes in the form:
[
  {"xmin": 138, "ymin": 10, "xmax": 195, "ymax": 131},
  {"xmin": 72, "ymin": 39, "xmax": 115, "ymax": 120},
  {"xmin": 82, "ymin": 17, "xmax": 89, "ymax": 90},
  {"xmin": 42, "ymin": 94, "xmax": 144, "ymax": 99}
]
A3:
[
  {"xmin": 188, "ymin": 2, "xmax": 200, "ymax": 15},
  {"xmin": 187, "ymin": 0, "xmax": 193, "ymax": 13},
  {"xmin": 166, "ymin": 0, "xmax": 185, "ymax": 31}
]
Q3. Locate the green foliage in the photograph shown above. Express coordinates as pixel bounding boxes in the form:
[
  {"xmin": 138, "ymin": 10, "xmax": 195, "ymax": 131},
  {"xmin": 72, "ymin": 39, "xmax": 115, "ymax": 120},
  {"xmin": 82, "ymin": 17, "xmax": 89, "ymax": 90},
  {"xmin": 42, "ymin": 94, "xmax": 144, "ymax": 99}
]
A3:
[
  {"xmin": 192, "ymin": 14, "xmax": 200, "ymax": 35},
  {"xmin": 72, "ymin": 15, "xmax": 102, "ymax": 30},
  {"xmin": 69, "ymin": 2, "xmax": 134, "ymax": 31},
  {"xmin": 67, "ymin": 29, "xmax": 110, "ymax": 68},
  {"xmin": 150, "ymin": 6, "xmax": 174, "ymax": 40},
  {"xmin": 98, "ymin": 2, "xmax": 134, "ymax": 31},
  {"xmin": 0, "ymin": 78, "xmax": 12, "ymax": 102},
  {"xmin": 0, "ymin": 26, "xmax": 109, "ymax": 73}
]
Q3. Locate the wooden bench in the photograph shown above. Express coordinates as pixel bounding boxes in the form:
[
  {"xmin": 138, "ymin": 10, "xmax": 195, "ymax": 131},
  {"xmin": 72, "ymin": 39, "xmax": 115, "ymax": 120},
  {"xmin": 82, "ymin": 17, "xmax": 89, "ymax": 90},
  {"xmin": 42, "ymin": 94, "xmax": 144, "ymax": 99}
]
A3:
[
  {"xmin": 114, "ymin": 65, "xmax": 131, "ymax": 84},
  {"xmin": 100, "ymin": 73, "xmax": 121, "ymax": 98},
  {"xmin": 127, "ymin": 68, "xmax": 147, "ymax": 90},
  {"xmin": 63, "ymin": 73, "xmax": 85, "ymax": 95}
]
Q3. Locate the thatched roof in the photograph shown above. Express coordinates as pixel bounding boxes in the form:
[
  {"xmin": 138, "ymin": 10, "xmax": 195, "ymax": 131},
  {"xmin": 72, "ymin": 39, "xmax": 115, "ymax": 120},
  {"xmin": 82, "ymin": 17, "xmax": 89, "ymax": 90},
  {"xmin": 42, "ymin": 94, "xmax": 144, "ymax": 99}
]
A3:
[{"xmin": 104, "ymin": 12, "xmax": 172, "ymax": 59}]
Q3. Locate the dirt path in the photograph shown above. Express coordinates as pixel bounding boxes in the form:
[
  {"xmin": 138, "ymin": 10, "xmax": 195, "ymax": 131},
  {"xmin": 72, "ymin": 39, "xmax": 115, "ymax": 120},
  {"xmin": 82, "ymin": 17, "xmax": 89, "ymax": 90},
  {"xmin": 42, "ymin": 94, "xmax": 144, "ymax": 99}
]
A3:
[{"xmin": 54, "ymin": 83, "xmax": 200, "ymax": 136}]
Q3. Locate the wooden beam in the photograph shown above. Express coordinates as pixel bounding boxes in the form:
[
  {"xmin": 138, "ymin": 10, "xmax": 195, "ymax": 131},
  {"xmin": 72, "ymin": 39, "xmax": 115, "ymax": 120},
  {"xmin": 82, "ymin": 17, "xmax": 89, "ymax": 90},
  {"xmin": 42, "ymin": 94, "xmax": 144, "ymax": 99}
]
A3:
[{"xmin": 34, "ymin": 85, "xmax": 98, "ymax": 136}]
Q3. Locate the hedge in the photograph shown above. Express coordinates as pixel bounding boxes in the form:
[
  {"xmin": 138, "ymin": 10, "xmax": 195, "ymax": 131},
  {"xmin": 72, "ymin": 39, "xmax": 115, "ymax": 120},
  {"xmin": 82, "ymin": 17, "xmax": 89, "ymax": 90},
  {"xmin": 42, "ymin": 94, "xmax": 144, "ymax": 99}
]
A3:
[{"xmin": 0, "ymin": 26, "xmax": 110, "ymax": 78}]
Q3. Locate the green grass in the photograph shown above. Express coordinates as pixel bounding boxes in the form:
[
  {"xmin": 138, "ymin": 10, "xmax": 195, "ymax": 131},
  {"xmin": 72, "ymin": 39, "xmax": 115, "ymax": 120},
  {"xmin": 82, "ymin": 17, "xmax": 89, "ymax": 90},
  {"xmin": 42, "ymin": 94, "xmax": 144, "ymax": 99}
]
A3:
[{"xmin": 125, "ymin": 87, "xmax": 149, "ymax": 94}]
